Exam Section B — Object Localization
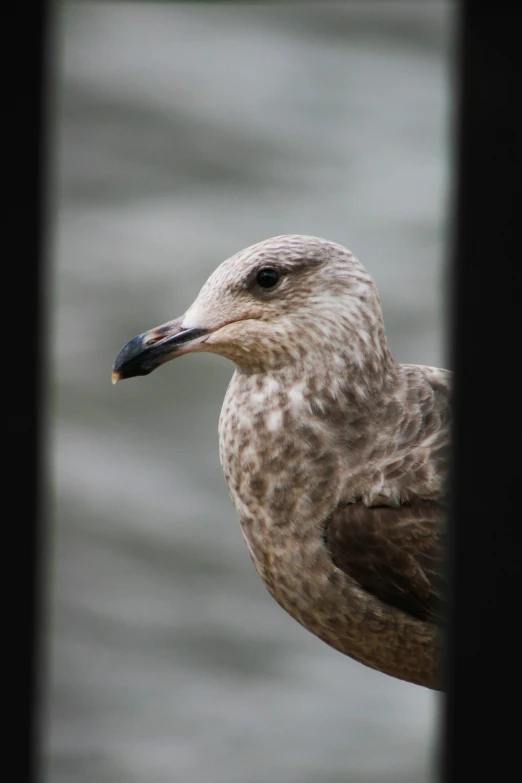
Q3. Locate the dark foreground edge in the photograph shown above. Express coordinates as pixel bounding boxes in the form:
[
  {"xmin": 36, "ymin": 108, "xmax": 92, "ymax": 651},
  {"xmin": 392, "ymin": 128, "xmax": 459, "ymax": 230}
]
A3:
[
  {"xmin": 443, "ymin": 3, "xmax": 522, "ymax": 780},
  {"xmin": 9, "ymin": 0, "xmax": 51, "ymax": 780}
]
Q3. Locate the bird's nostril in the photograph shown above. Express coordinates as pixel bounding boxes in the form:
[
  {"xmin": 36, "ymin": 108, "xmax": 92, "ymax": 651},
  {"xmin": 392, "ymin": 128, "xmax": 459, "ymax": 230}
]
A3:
[{"xmin": 145, "ymin": 334, "xmax": 164, "ymax": 346}]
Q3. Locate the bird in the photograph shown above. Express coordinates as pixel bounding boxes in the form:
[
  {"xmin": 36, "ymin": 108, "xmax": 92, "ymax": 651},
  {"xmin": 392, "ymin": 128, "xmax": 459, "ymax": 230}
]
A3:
[{"xmin": 112, "ymin": 234, "xmax": 451, "ymax": 690}]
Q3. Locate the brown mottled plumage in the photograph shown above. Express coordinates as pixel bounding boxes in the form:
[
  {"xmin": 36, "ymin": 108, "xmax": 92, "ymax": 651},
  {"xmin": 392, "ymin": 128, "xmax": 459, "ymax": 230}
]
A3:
[{"xmin": 112, "ymin": 235, "xmax": 451, "ymax": 689}]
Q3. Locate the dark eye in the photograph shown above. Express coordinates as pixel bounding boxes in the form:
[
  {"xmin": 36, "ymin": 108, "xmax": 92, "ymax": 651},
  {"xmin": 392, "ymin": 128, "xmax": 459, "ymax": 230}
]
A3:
[{"xmin": 256, "ymin": 267, "xmax": 280, "ymax": 289}]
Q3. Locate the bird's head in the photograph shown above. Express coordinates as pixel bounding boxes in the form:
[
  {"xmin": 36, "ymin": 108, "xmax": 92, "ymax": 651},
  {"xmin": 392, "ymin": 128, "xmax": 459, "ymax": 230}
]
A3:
[{"xmin": 112, "ymin": 234, "xmax": 391, "ymax": 383}]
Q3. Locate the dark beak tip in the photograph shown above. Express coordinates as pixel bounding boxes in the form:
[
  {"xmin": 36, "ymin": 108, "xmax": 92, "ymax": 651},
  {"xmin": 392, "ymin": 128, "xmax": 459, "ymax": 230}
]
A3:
[
  {"xmin": 112, "ymin": 332, "xmax": 148, "ymax": 383},
  {"xmin": 111, "ymin": 324, "xmax": 209, "ymax": 384}
]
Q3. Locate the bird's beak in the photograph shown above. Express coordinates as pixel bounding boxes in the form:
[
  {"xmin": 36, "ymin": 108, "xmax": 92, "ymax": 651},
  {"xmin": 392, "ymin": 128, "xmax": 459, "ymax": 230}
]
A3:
[{"xmin": 112, "ymin": 317, "xmax": 210, "ymax": 384}]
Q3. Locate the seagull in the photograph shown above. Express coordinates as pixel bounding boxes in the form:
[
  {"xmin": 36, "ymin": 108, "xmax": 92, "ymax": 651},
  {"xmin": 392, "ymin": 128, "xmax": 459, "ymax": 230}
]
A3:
[{"xmin": 113, "ymin": 235, "xmax": 450, "ymax": 689}]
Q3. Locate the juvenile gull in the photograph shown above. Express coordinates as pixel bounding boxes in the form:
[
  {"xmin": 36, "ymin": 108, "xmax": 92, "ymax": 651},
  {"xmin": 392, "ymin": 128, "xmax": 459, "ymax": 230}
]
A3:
[{"xmin": 113, "ymin": 235, "xmax": 450, "ymax": 689}]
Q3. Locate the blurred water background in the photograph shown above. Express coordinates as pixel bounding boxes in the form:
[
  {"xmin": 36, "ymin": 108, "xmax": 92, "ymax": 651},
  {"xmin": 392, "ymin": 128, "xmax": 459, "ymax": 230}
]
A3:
[{"xmin": 43, "ymin": 2, "xmax": 454, "ymax": 781}]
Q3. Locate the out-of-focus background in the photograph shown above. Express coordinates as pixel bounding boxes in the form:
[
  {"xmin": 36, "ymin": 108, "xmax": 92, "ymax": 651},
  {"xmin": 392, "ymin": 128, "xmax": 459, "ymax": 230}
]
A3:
[{"xmin": 44, "ymin": 2, "xmax": 454, "ymax": 782}]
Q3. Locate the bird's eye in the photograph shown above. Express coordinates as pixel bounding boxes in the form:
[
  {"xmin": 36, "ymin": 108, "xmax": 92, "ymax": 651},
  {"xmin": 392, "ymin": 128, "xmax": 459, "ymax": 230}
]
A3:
[{"xmin": 256, "ymin": 267, "xmax": 280, "ymax": 289}]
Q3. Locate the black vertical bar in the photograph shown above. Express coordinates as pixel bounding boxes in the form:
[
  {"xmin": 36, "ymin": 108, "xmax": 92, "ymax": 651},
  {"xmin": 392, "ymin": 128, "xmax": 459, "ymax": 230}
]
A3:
[
  {"xmin": 444, "ymin": 3, "xmax": 521, "ymax": 781},
  {"xmin": 7, "ymin": 1, "xmax": 50, "ymax": 780}
]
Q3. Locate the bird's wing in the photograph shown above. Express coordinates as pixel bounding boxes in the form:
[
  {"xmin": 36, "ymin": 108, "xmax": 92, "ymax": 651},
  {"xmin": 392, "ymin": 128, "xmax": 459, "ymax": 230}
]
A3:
[{"xmin": 324, "ymin": 500, "xmax": 446, "ymax": 624}]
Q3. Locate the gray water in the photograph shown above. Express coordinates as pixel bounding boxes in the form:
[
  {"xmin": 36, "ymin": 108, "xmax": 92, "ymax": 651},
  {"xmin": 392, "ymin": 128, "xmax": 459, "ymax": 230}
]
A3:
[{"xmin": 44, "ymin": 3, "xmax": 454, "ymax": 781}]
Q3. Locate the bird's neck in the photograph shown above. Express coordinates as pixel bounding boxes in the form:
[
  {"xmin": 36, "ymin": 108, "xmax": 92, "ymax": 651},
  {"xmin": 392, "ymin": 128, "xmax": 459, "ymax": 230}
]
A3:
[{"xmin": 218, "ymin": 355, "xmax": 400, "ymax": 531}]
